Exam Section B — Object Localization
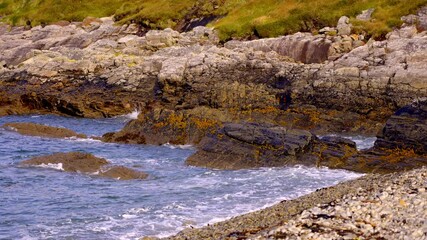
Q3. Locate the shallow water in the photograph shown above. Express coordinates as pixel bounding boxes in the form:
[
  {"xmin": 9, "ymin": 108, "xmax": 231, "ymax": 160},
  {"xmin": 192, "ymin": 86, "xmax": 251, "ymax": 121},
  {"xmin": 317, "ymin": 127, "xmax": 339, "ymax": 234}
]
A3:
[{"xmin": 0, "ymin": 115, "xmax": 366, "ymax": 239}]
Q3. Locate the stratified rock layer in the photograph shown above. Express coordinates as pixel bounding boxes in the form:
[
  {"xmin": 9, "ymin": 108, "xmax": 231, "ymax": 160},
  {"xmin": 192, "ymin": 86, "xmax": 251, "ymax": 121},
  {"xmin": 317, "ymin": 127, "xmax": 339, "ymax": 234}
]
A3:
[{"xmin": 1, "ymin": 12, "xmax": 426, "ymax": 122}]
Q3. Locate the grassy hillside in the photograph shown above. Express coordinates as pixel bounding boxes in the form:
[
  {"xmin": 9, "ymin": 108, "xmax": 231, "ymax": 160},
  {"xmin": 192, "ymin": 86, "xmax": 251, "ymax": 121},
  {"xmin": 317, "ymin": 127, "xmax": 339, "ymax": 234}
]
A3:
[{"xmin": 1, "ymin": 0, "xmax": 426, "ymax": 40}]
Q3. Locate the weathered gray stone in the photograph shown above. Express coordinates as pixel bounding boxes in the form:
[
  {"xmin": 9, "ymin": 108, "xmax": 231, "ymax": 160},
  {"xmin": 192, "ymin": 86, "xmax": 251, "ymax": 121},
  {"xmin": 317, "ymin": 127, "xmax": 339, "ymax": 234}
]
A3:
[{"xmin": 337, "ymin": 16, "xmax": 352, "ymax": 36}]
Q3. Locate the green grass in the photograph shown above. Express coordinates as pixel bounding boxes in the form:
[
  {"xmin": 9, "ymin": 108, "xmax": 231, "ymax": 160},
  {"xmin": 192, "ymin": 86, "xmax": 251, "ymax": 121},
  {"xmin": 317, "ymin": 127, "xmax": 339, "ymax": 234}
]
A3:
[{"xmin": 1, "ymin": 0, "xmax": 426, "ymax": 40}]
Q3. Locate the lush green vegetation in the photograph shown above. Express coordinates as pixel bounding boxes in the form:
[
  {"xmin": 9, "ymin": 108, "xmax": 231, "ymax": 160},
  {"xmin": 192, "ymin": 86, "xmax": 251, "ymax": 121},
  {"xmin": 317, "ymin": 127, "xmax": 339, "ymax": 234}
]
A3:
[{"xmin": 1, "ymin": 0, "xmax": 426, "ymax": 40}]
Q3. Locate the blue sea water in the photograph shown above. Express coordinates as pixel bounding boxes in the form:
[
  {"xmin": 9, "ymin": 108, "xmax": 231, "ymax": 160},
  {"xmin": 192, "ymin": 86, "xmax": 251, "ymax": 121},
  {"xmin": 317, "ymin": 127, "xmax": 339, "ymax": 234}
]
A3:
[{"xmin": 0, "ymin": 114, "xmax": 365, "ymax": 239}]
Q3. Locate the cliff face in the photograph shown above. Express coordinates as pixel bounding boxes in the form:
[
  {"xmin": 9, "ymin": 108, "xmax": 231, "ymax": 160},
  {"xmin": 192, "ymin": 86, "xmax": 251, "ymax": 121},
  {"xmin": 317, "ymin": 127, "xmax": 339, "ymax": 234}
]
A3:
[{"xmin": 0, "ymin": 12, "xmax": 426, "ymax": 129}]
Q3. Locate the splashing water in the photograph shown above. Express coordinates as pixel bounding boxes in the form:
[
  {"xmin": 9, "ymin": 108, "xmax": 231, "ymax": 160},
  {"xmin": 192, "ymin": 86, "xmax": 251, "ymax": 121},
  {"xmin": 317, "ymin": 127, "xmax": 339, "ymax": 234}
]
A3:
[{"xmin": 0, "ymin": 115, "xmax": 368, "ymax": 239}]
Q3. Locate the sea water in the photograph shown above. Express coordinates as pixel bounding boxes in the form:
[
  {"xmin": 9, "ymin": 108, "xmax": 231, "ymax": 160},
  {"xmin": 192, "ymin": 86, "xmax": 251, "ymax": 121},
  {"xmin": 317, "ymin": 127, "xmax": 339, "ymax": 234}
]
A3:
[{"xmin": 0, "ymin": 114, "xmax": 368, "ymax": 239}]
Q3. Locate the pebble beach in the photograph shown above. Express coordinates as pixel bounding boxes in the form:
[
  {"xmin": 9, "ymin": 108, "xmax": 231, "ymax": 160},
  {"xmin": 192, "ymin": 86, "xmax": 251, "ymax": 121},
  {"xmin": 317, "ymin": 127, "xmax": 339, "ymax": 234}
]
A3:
[{"xmin": 167, "ymin": 167, "xmax": 427, "ymax": 240}]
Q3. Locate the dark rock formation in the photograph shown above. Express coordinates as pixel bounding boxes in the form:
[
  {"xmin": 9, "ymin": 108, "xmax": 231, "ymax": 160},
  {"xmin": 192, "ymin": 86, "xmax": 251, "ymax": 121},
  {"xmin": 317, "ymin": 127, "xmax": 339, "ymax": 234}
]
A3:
[
  {"xmin": 21, "ymin": 152, "xmax": 148, "ymax": 180},
  {"xmin": 375, "ymin": 100, "xmax": 427, "ymax": 154},
  {"xmin": 186, "ymin": 122, "xmax": 316, "ymax": 170},
  {"xmin": 185, "ymin": 120, "xmax": 427, "ymax": 173},
  {"xmin": 2, "ymin": 122, "xmax": 87, "ymax": 139}
]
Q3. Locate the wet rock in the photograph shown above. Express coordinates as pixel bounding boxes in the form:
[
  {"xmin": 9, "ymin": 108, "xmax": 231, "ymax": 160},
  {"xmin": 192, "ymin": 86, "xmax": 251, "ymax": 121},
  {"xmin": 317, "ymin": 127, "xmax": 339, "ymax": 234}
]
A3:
[
  {"xmin": 375, "ymin": 100, "xmax": 427, "ymax": 154},
  {"xmin": 21, "ymin": 152, "xmax": 108, "ymax": 173},
  {"xmin": 103, "ymin": 108, "xmax": 221, "ymax": 145},
  {"xmin": 21, "ymin": 152, "xmax": 148, "ymax": 180},
  {"xmin": 99, "ymin": 166, "xmax": 148, "ymax": 180},
  {"xmin": 186, "ymin": 122, "xmax": 315, "ymax": 170},
  {"xmin": 345, "ymin": 149, "xmax": 427, "ymax": 173},
  {"xmin": 2, "ymin": 122, "xmax": 87, "ymax": 139}
]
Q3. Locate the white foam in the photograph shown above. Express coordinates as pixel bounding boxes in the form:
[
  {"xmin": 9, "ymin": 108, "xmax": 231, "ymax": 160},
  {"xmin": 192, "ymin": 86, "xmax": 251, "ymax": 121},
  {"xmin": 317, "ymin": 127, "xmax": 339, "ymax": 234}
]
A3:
[
  {"xmin": 124, "ymin": 109, "xmax": 140, "ymax": 120},
  {"xmin": 163, "ymin": 143, "xmax": 194, "ymax": 150},
  {"xmin": 36, "ymin": 163, "xmax": 64, "ymax": 171},
  {"xmin": 66, "ymin": 137, "xmax": 102, "ymax": 143},
  {"xmin": 122, "ymin": 214, "xmax": 138, "ymax": 219}
]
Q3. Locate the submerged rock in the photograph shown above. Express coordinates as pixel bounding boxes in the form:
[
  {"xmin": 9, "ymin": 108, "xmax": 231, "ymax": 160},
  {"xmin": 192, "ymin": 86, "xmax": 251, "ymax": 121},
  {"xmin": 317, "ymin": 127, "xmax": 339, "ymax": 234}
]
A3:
[
  {"xmin": 2, "ymin": 122, "xmax": 87, "ymax": 139},
  {"xmin": 21, "ymin": 152, "xmax": 148, "ymax": 180},
  {"xmin": 21, "ymin": 152, "xmax": 108, "ymax": 172},
  {"xmin": 99, "ymin": 166, "xmax": 148, "ymax": 180}
]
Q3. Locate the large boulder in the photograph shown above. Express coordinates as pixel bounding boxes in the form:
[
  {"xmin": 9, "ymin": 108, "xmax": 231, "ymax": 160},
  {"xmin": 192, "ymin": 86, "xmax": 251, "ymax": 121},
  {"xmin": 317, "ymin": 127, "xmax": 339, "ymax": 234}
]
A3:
[
  {"xmin": 2, "ymin": 122, "xmax": 87, "ymax": 139},
  {"xmin": 21, "ymin": 152, "xmax": 148, "ymax": 180},
  {"xmin": 186, "ymin": 122, "xmax": 316, "ymax": 169},
  {"xmin": 375, "ymin": 100, "xmax": 427, "ymax": 154}
]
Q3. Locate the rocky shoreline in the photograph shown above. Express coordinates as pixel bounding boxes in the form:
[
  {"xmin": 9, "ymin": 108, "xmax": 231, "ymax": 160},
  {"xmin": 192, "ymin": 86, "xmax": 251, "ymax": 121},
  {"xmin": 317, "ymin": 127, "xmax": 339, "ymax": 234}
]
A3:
[
  {"xmin": 1, "ymin": 6, "xmax": 427, "ymax": 240},
  {"xmin": 165, "ymin": 167, "xmax": 426, "ymax": 240}
]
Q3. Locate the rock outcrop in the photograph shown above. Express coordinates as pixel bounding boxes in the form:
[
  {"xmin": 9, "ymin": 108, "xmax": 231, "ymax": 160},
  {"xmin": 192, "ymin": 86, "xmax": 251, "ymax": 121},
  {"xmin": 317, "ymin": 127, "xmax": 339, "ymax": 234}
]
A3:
[
  {"xmin": 186, "ymin": 123, "xmax": 316, "ymax": 170},
  {"xmin": 1, "ymin": 12, "xmax": 426, "ymax": 122},
  {"xmin": 185, "ymin": 108, "xmax": 427, "ymax": 173},
  {"xmin": 21, "ymin": 152, "xmax": 148, "ymax": 180},
  {"xmin": 375, "ymin": 100, "xmax": 427, "ymax": 153},
  {"xmin": 1, "ymin": 11, "xmax": 427, "ymax": 155},
  {"xmin": 102, "ymin": 107, "xmax": 221, "ymax": 145},
  {"xmin": 185, "ymin": 122, "xmax": 364, "ymax": 170},
  {"xmin": 2, "ymin": 122, "xmax": 87, "ymax": 138}
]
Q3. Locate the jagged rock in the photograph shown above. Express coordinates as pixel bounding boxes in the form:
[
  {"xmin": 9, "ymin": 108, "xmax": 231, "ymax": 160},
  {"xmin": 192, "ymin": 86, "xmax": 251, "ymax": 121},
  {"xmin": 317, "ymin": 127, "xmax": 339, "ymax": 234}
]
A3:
[
  {"xmin": 2, "ymin": 122, "xmax": 87, "ymax": 139},
  {"xmin": 1, "ymin": 12, "xmax": 427, "ymax": 135},
  {"xmin": 21, "ymin": 152, "xmax": 148, "ymax": 180},
  {"xmin": 186, "ymin": 122, "xmax": 316, "ymax": 170},
  {"xmin": 337, "ymin": 16, "xmax": 352, "ymax": 36},
  {"xmin": 375, "ymin": 100, "xmax": 427, "ymax": 154}
]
